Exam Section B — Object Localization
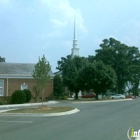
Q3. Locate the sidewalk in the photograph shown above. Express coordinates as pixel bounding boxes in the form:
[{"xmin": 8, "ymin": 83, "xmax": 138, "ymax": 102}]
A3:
[
  {"xmin": 72, "ymin": 98, "xmax": 133, "ymax": 103},
  {"xmin": 0, "ymin": 101, "xmax": 59, "ymax": 110}
]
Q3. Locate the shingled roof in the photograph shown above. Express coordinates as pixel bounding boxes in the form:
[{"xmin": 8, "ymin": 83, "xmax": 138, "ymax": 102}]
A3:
[{"xmin": 0, "ymin": 62, "xmax": 54, "ymax": 78}]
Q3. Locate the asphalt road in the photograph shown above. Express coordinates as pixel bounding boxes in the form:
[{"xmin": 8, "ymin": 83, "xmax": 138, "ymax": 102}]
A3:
[{"xmin": 0, "ymin": 99, "xmax": 140, "ymax": 140}]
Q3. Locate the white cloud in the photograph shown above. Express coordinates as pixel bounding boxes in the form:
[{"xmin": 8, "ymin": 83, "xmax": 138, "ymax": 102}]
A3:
[
  {"xmin": 50, "ymin": 19, "xmax": 67, "ymax": 28},
  {"xmin": 41, "ymin": 0, "xmax": 88, "ymax": 35}
]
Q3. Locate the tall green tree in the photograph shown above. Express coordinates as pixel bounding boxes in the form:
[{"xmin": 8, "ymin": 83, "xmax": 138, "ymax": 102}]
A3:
[
  {"xmin": 53, "ymin": 74, "xmax": 63, "ymax": 98},
  {"xmin": 0, "ymin": 56, "xmax": 5, "ymax": 62},
  {"xmin": 78, "ymin": 61, "xmax": 117, "ymax": 99},
  {"xmin": 95, "ymin": 38, "xmax": 140, "ymax": 94},
  {"xmin": 57, "ymin": 55, "xmax": 87, "ymax": 99},
  {"xmin": 56, "ymin": 55, "xmax": 71, "ymax": 71},
  {"xmin": 32, "ymin": 55, "xmax": 51, "ymax": 104}
]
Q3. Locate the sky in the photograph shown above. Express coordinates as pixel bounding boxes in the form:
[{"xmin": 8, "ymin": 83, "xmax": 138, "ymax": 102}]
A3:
[{"xmin": 0, "ymin": 0, "xmax": 140, "ymax": 72}]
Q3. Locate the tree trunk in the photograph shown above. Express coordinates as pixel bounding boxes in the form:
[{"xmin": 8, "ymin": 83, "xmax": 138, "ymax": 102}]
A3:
[
  {"xmin": 41, "ymin": 89, "xmax": 45, "ymax": 106},
  {"xmin": 34, "ymin": 97, "xmax": 37, "ymax": 102},
  {"xmin": 75, "ymin": 92, "xmax": 79, "ymax": 100},
  {"xmin": 96, "ymin": 93, "xmax": 99, "ymax": 100}
]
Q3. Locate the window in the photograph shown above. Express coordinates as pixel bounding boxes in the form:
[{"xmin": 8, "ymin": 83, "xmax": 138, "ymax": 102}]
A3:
[
  {"xmin": 21, "ymin": 83, "xmax": 28, "ymax": 90},
  {"xmin": 0, "ymin": 80, "xmax": 4, "ymax": 96}
]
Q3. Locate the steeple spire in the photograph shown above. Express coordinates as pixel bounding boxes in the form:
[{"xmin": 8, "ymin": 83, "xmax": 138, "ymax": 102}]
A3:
[
  {"xmin": 73, "ymin": 17, "xmax": 77, "ymax": 40},
  {"xmin": 71, "ymin": 17, "xmax": 79, "ymax": 57}
]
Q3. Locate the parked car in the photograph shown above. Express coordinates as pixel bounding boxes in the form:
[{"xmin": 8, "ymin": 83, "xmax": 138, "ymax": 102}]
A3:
[
  {"xmin": 82, "ymin": 93, "xmax": 96, "ymax": 98},
  {"xmin": 125, "ymin": 95, "xmax": 135, "ymax": 99},
  {"xmin": 110, "ymin": 94, "xmax": 125, "ymax": 99}
]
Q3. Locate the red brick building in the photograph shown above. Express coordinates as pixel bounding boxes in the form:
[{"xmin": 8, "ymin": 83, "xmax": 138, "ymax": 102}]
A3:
[{"xmin": 0, "ymin": 63, "xmax": 54, "ymax": 99}]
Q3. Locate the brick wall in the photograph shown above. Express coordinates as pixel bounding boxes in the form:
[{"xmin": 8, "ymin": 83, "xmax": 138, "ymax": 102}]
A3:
[
  {"xmin": 0, "ymin": 78, "xmax": 53, "ymax": 99},
  {"xmin": 0, "ymin": 96, "xmax": 11, "ymax": 104}
]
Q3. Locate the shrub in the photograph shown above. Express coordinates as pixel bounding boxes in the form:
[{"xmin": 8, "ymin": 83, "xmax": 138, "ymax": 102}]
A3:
[
  {"xmin": 0, "ymin": 100, "xmax": 3, "ymax": 105},
  {"xmin": 23, "ymin": 89, "xmax": 32, "ymax": 103},
  {"xmin": 62, "ymin": 95, "xmax": 68, "ymax": 100},
  {"xmin": 57, "ymin": 94, "xmax": 67, "ymax": 100},
  {"xmin": 11, "ymin": 90, "xmax": 26, "ymax": 104}
]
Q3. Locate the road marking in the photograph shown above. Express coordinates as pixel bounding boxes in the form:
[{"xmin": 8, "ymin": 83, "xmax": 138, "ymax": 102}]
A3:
[{"xmin": 0, "ymin": 120, "xmax": 33, "ymax": 123}]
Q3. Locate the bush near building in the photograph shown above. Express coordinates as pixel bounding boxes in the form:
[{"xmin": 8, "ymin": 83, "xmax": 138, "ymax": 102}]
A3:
[
  {"xmin": 11, "ymin": 90, "xmax": 26, "ymax": 104},
  {"xmin": 23, "ymin": 89, "xmax": 32, "ymax": 103},
  {"xmin": 0, "ymin": 100, "xmax": 3, "ymax": 105}
]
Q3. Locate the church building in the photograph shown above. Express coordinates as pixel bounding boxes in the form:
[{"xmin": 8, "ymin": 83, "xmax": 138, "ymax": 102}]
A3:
[{"xmin": 0, "ymin": 63, "xmax": 54, "ymax": 102}]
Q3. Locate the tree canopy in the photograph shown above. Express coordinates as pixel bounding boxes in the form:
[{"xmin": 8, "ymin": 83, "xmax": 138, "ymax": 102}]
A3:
[
  {"xmin": 95, "ymin": 38, "xmax": 140, "ymax": 94},
  {"xmin": 57, "ymin": 55, "xmax": 87, "ymax": 99},
  {"xmin": 78, "ymin": 61, "xmax": 117, "ymax": 99},
  {"xmin": 57, "ymin": 37, "xmax": 140, "ymax": 98},
  {"xmin": 57, "ymin": 55, "xmax": 117, "ymax": 99},
  {"xmin": 0, "ymin": 56, "xmax": 5, "ymax": 62}
]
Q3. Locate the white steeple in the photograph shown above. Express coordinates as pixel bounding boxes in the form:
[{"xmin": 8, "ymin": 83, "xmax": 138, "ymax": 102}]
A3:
[{"xmin": 71, "ymin": 17, "xmax": 79, "ymax": 58}]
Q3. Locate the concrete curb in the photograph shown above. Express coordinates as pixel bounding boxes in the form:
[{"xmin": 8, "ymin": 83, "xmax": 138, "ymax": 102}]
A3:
[
  {"xmin": 72, "ymin": 98, "xmax": 133, "ymax": 103},
  {"xmin": 0, "ymin": 99, "xmax": 132, "ymax": 117},
  {"xmin": 0, "ymin": 108, "xmax": 80, "ymax": 117},
  {"xmin": 0, "ymin": 101, "xmax": 59, "ymax": 109}
]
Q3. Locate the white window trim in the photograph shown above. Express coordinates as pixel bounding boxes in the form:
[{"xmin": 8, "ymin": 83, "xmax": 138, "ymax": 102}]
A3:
[{"xmin": 0, "ymin": 80, "xmax": 4, "ymax": 96}]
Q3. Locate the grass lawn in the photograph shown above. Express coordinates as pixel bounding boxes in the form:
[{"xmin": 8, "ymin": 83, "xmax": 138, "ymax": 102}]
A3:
[{"xmin": 2, "ymin": 106, "xmax": 75, "ymax": 114}]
